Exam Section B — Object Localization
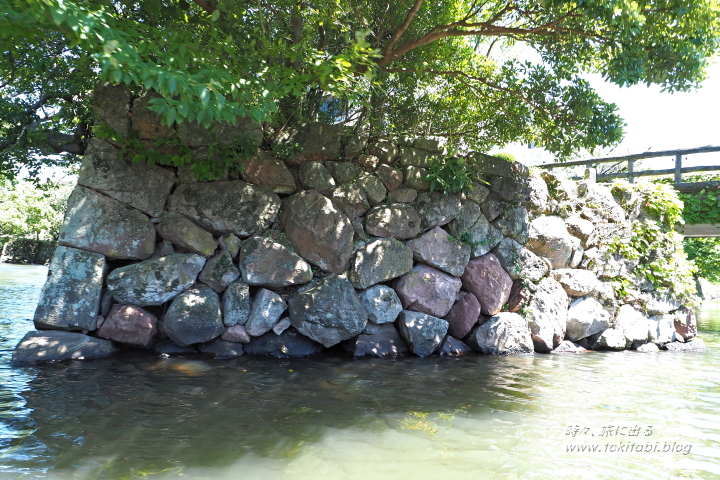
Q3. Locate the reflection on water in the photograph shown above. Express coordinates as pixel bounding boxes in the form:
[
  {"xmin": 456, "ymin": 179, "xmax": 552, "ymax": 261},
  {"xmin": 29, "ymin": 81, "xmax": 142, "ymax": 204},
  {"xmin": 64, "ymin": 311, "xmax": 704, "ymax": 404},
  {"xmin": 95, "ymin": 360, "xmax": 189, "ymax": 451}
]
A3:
[{"xmin": 1, "ymin": 264, "xmax": 720, "ymax": 480}]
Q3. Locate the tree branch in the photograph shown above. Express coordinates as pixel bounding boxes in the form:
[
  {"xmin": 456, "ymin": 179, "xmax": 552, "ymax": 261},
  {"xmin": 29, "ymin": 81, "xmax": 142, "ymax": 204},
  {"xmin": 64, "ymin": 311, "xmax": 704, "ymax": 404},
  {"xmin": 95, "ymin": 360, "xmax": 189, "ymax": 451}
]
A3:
[{"xmin": 383, "ymin": 0, "xmax": 424, "ymax": 61}]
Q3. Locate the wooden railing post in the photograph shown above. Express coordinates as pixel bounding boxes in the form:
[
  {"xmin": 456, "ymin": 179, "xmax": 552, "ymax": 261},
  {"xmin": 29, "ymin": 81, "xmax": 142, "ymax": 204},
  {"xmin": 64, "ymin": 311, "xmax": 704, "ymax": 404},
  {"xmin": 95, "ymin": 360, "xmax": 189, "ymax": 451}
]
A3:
[
  {"xmin": 675, "ymin": 154, "xmax": 682, "ymax": 184},
  {"xmin": 628, "ymin": 158, "xmax": 635, "ymax": 183}
]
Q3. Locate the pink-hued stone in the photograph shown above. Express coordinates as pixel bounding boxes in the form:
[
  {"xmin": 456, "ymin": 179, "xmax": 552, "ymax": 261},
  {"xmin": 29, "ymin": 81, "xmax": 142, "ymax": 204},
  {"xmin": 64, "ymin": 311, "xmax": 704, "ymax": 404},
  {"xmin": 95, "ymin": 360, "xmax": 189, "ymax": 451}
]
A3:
[
  {"xmin": 461, "ymin": 253, "xmax": 512, "ymax": 316},
  {"xmin": 444, "ymin": 293, "xmax": 482, "ymax": 339},
  {"xmin": 97, "ymin": 304, "xmax": 158, "ymax": 348},
  {"xmin": 221, "ymin": 324, "xmax": 251, "ymax": 344},
  {"xmin": 394, "ymin": 265, "xmax": 462, "ymax": 318}
]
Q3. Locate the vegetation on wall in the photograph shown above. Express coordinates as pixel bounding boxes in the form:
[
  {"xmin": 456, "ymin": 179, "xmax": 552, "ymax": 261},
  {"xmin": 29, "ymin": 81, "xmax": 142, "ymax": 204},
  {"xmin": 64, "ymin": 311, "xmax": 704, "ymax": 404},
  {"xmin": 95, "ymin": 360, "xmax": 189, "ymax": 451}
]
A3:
[
  {"xmin": 2, "ymin": 0, "xmax": 719, "ymax": 179},
  {"xmin": 610, "ymin": 181, "xmax": 697, "ymax": 303}
]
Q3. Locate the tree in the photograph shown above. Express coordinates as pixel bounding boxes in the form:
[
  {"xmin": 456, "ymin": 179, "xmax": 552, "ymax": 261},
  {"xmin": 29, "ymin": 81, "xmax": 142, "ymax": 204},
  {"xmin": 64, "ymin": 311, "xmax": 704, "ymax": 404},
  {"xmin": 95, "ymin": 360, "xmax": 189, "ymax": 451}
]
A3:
[
  {"xmin": 1, "ymin": 0, "xmax": 718, "ymax": 179},
  {"xmin": 0, "ymin": 179, "xmax": 73, "ymax": 240}
]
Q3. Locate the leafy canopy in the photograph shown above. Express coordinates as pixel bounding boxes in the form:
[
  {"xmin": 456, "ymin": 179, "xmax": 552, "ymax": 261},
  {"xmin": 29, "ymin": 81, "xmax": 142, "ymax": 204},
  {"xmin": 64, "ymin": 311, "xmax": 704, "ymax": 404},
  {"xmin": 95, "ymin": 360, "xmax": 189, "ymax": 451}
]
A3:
[{"xmin": 1, "ymin": 0, "xmax": 718, "ymax": 178}]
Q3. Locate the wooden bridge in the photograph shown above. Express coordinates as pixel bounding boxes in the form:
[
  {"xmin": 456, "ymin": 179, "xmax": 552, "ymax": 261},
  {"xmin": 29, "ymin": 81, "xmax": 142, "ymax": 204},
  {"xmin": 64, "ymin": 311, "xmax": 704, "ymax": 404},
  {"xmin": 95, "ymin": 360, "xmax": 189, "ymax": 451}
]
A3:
[{"xmin": 537, "ymin": 146, "xmax": 720, "ymax": 237}]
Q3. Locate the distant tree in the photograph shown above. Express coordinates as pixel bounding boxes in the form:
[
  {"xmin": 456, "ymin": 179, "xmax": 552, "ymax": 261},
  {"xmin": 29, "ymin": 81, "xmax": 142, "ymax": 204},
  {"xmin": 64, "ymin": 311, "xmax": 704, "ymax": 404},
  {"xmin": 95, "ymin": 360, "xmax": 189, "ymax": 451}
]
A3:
[
  {"xmin": 1, "ymin": 0, "xmax": 718, "ymax": 179},
  {"xmin": 0, "ymin": 179, "xmax": 72, "ymax": 240}
]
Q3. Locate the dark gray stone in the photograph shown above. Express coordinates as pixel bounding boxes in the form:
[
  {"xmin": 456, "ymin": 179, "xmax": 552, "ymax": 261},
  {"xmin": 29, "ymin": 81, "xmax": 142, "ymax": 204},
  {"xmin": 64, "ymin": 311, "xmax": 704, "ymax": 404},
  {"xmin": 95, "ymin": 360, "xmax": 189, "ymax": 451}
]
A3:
[
  {"xmin": 356, "ymin": 173, "xmax": 387, "ymax": 205},
  {"xmin": 222, "ymin": 280, "xmax": 251, "ymax": 326},
  {"xmin": 153, "ymin": 340, "xmax": 197, "ymax": 355},
  {"xmin": 448, "ymin": 202, "xmax": 503, "ymax": 257},
  {"xmin": 344, "ymin": 329, "xmax": 408, "ymax": 357},
  {"xmin": 364, "ymin": 204, "xmax": 422, "ymax": 240},
  {"xmin": 12, "ymin": 330, "xmax": 117, "ymax": 365},
  {"xmin": 245, "ymin": 289, "xmax": 288, "ymax": 337},
  {"xmin": 93, "ymin": 83, "xmax": 131, "ymax": 141},
  {"xmin": 466, "ymin": 313, "xmax": 534, "ymax": 355},
  {"xmin": 33, "ymin": 246, "xmax": 106, "ymax": 332},
  {"xmin": 285, "ymin": 122, "xmax": 343, "ymax": 165},
  {"xmin": 289, "ymin": 274, "xmax": 368, "ymax": 347},
  {"xmin": 358, "ymin": 285, "xmax": 403, "ymax": 325},
  {"xmin": 238, "ymin": 235, "xmax": 312, "ymax": 288},
  {"xmin": 77, "ymin": 138, "xmax": 176, "ymax": 217},
  {"xmin": 414, "ymin": 191, "xmax": 462, "ymax": 229},
  {"xmin": 299, "ymin": 161, "xmax": 337, "ymax": 196},
  {"xmin": 198, "ymin": 250, "xmax": 240, "ymax": 293},
  {"xmin": 164, "ymin": 286, "xmax": 224, "ymax": 346},
  {"xmin": 396, "ymin": 310, "xmax": 449, "ymax": 357},
  {"xmin": 331, "ymin": 184, "xmax": 370, "ymax": 221},
  {"xmin": 493, "ymin": 206, "xmax": 530, "ymax": 244},
  {"xmin": 403, "ymin": 166, "xmax": 430, "ymax": 190},
  {"xmin": 156, "ymin": 212, "xmax": 218, "ymax": 257},
  {"xmin": 244, "ymin": 328, "xmax": 323, "ymax": 357},
  {"xmin": 169, "ymin": 180, "xmax": 280, "ymax": 237},
  {"xmin": 665, "ymin": 338, "xmax": 706, "ymax": 352},
  {"xmin": 107, "ymin": 253, "xmax": 206, "ymax": 306},
  {"xmin": 348, "ymin": 238, "xmax": 414, "ymax": 289},
  {"xmin": 407, "ymin": 226, "xmax": 470, "ymax": 276},
  {"xmin": 325, "ymin": 161, "xmax": 360, "ymax": 184},
  {"xmin": 198, "ymin": 338, "xmax": 244, "ymax": 358},
  {"xmin": 438, "ymin": 336, "xmax": 474, "ymax": 356},
  {"xmin": 59, "ymin": 186, "xmax": 156, "ymax": 260},
  {"xmin": 367, "ymin": 140, "xmax": 399, "ymax": 164}
]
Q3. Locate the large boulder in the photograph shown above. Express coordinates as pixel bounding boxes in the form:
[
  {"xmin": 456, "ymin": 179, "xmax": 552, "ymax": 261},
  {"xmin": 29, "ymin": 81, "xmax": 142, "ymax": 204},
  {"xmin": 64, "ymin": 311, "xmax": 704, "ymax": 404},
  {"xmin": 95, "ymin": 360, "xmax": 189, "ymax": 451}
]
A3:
[
  {"xmin": 33, "ymin": 246, "xmax": 106, "ymax": 332},
  {"xmin": 407, "ymin": 226, "xmax": 471, "ymax": 276},
  {"xmin": 591, "ymin": 328, "xmax": 626, "ymax": 351},
  {"xmin": 240, "ymin": 151, "xmax": 297, "ymax": 194},
  {"xmin": 77, "ymin": 138, "xmax": 176, "ymax": 217},
  {"xmin": 551, "ymin": 269, "xmax": 599, "ymax": 297},
  {"xmin": 566, "ymin": 296, "xmax": 612, "ymax": 341},
  {"xmin": 466, "ymin": 313, "xmax": 534, "ymax": 355},
  {"xmin": 461, "ymin": 254, "xmax": 512, "ymax": 316},
  {"xmin": 169, "ymin": 180, "xmax": 280, "ymax": 237},
  {"xmin": 493, "ymin": 206, "xmax": 530, "ymax": 244},
  {"xmin": 288, "ymin": 275, "xmax": 368, "ymax": 347},
  {"xmin": 155, "ymin": 212, "xmax": 219, "ymax": 257},
  {"xmin": 413, "ymin": 191, "xmax": 462, "ymax": 229},
  {"xmin": 245, "ymin": 288, "xmax": 288, "ymax": 337},
  {"xmin": 331, "ymin": 184, "xmax": 370, "ymax": 221},
  {"xmin": 358, "ymin": 285, "xmax": 403, "ymax": 325},
  {"xmin": 448, "ymin": 202, "xmax": 504, "ymax": 257},
  {"xmin": 299, "ymin": 161, "xmax": 336, "ymax": 196},
  {"xmin": 395, "ymin": 265, "xmax": 462, "ymax": 318},
  {"xmin": 648, "ymin": 314, "xmax": 676, "ymax": 344},
  {"xmin": 665, "ymin": 338, "xmax": 706, "ymax": 352},
  {"xmin": 395, "ymin": 310, "xmax": 448, "ymax": 357},
  {"xmin": 444, "ymin": 292, "xmax": 482, "ymax": 339},
  {"xmin": 198, "ymin": 250, "xmax": 240, "ymax": 293},
  {"xmin": 93, "ymin": 83, "xmax": 131, "ymax": 141},
  {"xmin": 221, "ymin": 280, "xmax": 251, "ymax": 326},
  {"xmin": 238, "ymin": 235, "xmax": 312, "ymax": 288},
  {"xmin": 356, "ymin": 173, "xmax": 387, "ymax": 206},
  {"xmin": 492, "ymin": 237, "xmax": 549, "ymax": 282},
  {"xmin": 673, "ymin": 306, "xmax": 697, "ymax": 341},
  {"xmin": 615, "ymin": 304, "xmax": 650, "ymax": 348},
  {"xmin": 244, "ymin": 328, "xmax": 324, "ymax": 357},
  {"xmin": 364, "ymin": 204, "xmax": 422, "ymax": 240},
  {"xmin": 97, "ymin": 304, "xmax": 158, "ymax": 348},
  {"xmin": 348, "ymin": 238, "xmax": 414, "ymax": 289},
  {"xmin": 59, "ymin": 186, "xmax": 156, "ymax": 260},
  {"xmin": 163, "ymin": 286, "xmax": 224, "ymax": 346},
  {"xmin": 106, "ymin": 253, "xmax": 206, "ymax": 306},
  {"xmin": 524, "ymin": 278, "xmax": 568, "ymax": 352},
  {"xmin": 12, "ymin": 330, "xmax": 117, "ymax": 365},
  {"xmin": 527, "ymin": 216, "xmax": 580, "ymax": 269},
  {"xmin": 281, "ymin": 190, "xmax": 354, "ymax": 274},
  {"xmin": 285, "ymin": 122, "xmax": 343, "ymax": 165}
]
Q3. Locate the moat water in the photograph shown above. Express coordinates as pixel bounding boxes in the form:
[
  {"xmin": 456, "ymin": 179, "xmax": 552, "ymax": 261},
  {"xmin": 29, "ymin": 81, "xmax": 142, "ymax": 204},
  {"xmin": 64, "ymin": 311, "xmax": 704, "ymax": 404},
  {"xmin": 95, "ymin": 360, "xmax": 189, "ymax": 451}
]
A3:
[{"xmin": 1, "ymin": 264, "xmax": 719, "ymax": 479}]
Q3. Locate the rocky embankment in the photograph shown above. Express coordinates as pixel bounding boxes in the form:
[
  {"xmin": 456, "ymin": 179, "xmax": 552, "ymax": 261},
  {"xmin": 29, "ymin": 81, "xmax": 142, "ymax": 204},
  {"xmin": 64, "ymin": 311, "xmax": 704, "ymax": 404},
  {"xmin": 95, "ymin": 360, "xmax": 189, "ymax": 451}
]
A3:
[{"xmin": 12, "ymin": 85, "xmax": 704, "ymax": 364}]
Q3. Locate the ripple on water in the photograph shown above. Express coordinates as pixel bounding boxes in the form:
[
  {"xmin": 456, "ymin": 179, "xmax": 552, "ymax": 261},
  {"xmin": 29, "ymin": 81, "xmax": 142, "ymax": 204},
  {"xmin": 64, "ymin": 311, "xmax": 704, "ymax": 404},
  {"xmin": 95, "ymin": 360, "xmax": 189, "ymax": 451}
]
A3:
[{"xmin": 1, "ymin": 264, "xmax": 720, "ymax": 479}]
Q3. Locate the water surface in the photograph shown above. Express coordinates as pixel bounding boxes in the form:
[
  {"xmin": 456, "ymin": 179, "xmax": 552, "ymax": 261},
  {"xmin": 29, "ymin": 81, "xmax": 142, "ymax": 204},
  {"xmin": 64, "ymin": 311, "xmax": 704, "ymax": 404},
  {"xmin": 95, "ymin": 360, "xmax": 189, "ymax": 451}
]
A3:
[{"xmin": 1, "ymin": 264, "xmax": 719, "ymax": 479}]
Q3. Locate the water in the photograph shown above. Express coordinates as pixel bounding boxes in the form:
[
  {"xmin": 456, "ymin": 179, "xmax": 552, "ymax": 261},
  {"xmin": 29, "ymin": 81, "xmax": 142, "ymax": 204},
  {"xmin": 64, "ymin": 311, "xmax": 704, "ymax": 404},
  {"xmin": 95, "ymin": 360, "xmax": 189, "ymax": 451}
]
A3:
[{"xmin": 1, "ymin": 263, "xmax": 719, "ymax": 479}]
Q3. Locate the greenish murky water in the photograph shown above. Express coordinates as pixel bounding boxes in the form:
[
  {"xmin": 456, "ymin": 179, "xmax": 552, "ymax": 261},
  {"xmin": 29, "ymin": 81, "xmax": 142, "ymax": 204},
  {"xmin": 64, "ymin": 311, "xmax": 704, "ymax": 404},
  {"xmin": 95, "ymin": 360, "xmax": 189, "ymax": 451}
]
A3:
[{"xmin": 1, "ymin": 264, "xmax": 719, "ymax": 479}]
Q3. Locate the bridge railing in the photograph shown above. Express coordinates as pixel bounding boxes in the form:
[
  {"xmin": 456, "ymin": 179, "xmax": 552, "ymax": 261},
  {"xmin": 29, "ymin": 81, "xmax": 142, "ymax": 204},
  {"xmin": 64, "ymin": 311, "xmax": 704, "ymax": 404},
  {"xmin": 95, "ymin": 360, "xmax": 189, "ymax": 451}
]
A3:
[{"xmin": 536, "ymin": 145, "xmax": 720, "ymax": 184}]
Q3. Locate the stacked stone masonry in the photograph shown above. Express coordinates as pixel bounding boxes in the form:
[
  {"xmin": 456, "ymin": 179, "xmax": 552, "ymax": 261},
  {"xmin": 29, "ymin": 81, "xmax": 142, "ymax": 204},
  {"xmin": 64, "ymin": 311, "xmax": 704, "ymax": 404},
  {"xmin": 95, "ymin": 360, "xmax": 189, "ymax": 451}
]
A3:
[{"xmin": 12, "ymin": 85, "xmax": 704, "ymax": 364}]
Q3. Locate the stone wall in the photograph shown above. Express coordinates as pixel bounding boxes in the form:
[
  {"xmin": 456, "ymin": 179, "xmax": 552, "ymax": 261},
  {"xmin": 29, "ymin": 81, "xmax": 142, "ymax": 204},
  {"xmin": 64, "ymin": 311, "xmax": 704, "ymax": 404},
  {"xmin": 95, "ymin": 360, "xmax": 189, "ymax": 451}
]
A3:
[{"xmin": 12, "ymin": 85, "xmax": 704, "ymax": 364}]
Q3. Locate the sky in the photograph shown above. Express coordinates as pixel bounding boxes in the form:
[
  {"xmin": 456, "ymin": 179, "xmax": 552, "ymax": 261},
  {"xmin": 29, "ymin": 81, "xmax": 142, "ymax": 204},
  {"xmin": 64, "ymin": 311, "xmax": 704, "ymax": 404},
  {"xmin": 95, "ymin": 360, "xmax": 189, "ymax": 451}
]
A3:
[{"xmin": 495, "ymin": 59, "xmax": 720, "ymax": 171}]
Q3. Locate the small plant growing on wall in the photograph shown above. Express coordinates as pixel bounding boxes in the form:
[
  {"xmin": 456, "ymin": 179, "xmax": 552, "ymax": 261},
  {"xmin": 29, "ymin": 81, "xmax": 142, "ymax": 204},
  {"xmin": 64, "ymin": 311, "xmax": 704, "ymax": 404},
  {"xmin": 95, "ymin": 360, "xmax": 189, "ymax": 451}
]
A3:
[{"xmin": 424, "ymin": 155, "xmax": 477, "ymax": 195}]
